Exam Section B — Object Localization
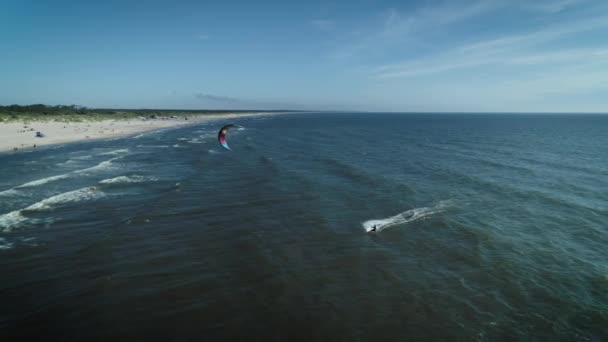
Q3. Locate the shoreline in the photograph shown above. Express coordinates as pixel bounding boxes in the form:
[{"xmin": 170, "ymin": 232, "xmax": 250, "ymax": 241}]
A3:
[{"xmin": 0, "ymin": 112, "xmax": 282, "ymax": 153}]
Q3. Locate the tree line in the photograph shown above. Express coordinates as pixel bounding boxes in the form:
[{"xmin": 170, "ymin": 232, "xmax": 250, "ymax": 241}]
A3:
[
  {"xmin": 0, "ymin": 104, "xmax": 91, "ymax": 115},
  {"xmin": 0, "ymin": 104, "xmax": 282, "ymax": 116}
]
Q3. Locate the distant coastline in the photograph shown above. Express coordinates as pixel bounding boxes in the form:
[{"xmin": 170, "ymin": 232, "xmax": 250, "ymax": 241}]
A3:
[{"xmin": 0, "ymin": 105, "xmax": 289, "ymax": 153}]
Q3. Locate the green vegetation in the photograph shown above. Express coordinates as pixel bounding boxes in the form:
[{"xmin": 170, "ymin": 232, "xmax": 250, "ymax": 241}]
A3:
[{"xmin": 0, "ymin": 104, "xmax": 278, "ymax": 123}]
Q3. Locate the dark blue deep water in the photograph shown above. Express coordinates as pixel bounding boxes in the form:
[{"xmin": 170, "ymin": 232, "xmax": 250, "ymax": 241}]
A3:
[{"xmin": 1, "ymin": 113, "xmax": 607, "ymax": 340}]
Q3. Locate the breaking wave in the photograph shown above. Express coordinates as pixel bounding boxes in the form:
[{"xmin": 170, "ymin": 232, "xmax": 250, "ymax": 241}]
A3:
[
  {"xmin": 17, "ymin": 173, "xmax": 72, "ymax": 188},
  {"xmin": 99, "ymin": 175, "xmax": 156, "ymax": 185},
  {"xmin": 133, "ymin": 128, "xmax": 170, "ymax": 139},
  {"xmin": 26, "ymin": 187, "xmax": 104, "ymax": 211},
  {"xmin": 0, "ymin": 189, "xmax": 22, "ymax": 198},
  {"xmin": 76, "ymin": 157, "xmax": 119, "ymax": 174},
  {"xmin": 98, "ymin": 149, "xmax": 129, "ymax": 156},
  {"xmin": 1, "ymin": 157, "xmax": 122, "ymax": 193},
  {"xmin": 0, "ymin": 187, "xmax": 105, "ymax": 232}
]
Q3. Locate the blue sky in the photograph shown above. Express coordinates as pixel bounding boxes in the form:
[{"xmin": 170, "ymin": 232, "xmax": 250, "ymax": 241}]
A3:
[{"xmin": 1, "ymin": 0, "xmax": 607, "ymax": 112}]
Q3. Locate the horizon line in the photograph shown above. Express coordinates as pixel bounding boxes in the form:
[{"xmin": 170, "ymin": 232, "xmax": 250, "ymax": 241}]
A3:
[{"xmin": 1, "ymin": 104, "xmax": 606, "ymax": 115}]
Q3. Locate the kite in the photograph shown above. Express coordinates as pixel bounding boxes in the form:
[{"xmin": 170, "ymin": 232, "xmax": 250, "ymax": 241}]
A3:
[{"xmin": 218, "ymin": 124, "xmax": 238, "ymax": 150}]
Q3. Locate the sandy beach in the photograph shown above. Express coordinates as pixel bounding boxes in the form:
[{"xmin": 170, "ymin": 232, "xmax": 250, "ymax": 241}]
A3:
[{"xmin": 0, "ymin": 112, "xmax": 277, "ymax": 153}]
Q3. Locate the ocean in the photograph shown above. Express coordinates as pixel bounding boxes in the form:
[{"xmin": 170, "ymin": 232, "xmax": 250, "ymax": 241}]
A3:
[{"xmin": 1, "ymin": 113, "xmax": 607, "ymax": 340}]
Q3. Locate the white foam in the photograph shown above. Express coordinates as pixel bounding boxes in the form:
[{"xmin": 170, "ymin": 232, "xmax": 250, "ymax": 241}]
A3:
[
  {"xmin": 0, "ymin": 187, "xmax": 105, "ymax": 232},
  {"xmin": 18, "ymin": 173, "xmax": 72, "ymax": 188},
  {"xmin": 177, "ymin": 138, "xmax": 189, "ymax": 141},
  {"xmin": 133, "ymin": 132, "xmax": 152, "ymax": 139},
  {"xmin": 0, "ymin": 211, "xmax": 29, "ymax": 233},
  {"xmin": 363, "ymin": 201, "xmax": 451, "ymax": 233},
  {"xmin": 98, "ymin": 149, "xmax": 129, "ymax": 156},
  {"xmin": 99, "ymin": 175, "xmax": 155, "ymax": 184},
  {"xmin": 0, "ymin": 237, "xmax": 13, "ymax": 250},
  {"xmin": 11, "ymin": 157, "xmax": 120, "ymax": 190},
  {"xmin": 0, "ymin": 189, "xmax": 21, "ymax": 197},
  {"xmin": 133, "ymin": 128, "xmax": 169, "ymax": 139},
  {"xmin": 208, "ymin": 149, "xmax": 219, "ymax": 154},
  {"xmin": 136, "ymin": 145, "xmax": 170, "ymax": 148},
  {"xmin": 26, "ymin": 187, "xmax": 104, "ymax": 211},
  {"xmin": 17, "ymin": 236, "xmax": 38, "ymax": 247},
  {"xmin": 75, "ymin": 157, "xmax": 120, "ymax": 174},
  {"xmin": 56, "ymin": 160, "xmax": 77, "ymax": 166},
  {"xmin": 58, "ymin": 155, "xmax": 93, "ymax": 165}
]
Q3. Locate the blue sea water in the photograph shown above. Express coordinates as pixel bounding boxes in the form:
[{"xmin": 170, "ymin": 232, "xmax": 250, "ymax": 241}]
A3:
[{"xmin": 0, "ymin": 113, "xmax": 607, "ymax": 340}]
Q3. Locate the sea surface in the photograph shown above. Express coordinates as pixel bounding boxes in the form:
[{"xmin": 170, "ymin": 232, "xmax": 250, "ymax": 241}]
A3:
[{"xmin": 1, "ymin": 113, "xmax": 607, "ymax": 340}]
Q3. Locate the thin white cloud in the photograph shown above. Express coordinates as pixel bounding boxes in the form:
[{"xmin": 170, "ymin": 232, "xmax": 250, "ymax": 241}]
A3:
[
  {"xmin": 192, "ymin": 93, "xmax": 303, "ymax": 110},
  {"xmin": 311, "ymin": 19, "xmax": 334, "ymax": 31},
  {"xmin": 442, "ymin": 62, "xmax": 608, "ymax": 111},
  {"xmin": 521, "ymin": 0, "xmax": 587, "ymax": 13},
  {"xmin": 196, "ymin": 34, "xmax": 209, "ymax": 40},
  {"xmin": 455, "ymin": 15, "xmax": 608, "ymax": 56},
  {"xmin": 331, "ymin": 1, "xmax": 504, "ymax": 59},
  {"xmin": 376, "ymin": 47, "xmax": 608, "ymax": 78},
  {"xmin": 374, "ymin": 14, "xmax": 608, "ymax": 79},
  {"xmin": 349, "ymin": 1, "xmax": 608, "ymax": 111},
  {"xmin": 367, "ymin": 58, "xmax": 608, "ymax": 112},
  {"xmin": 415, "ymin": 0, "xmax": 503, "ymax": 26}
]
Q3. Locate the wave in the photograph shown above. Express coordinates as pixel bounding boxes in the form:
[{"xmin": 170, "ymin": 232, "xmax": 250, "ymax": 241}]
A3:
[
  {"xmin": 199, "ymin": 133, "xmax": 215, "ymax": 139},
  {"xmin": 2, "ymin": 157, "xmax": 122, "ymax": 192},
  {"xmin": 0, "ymin": 189, "xmax": 22, "ymax": 198},
  {"xmin": 98, "ymin": 149, "xmax": 129, "ymax": 156},
  {"xmin": 99, "ymin": 175, "xmax": 156, "ymax": 185},
  {"xmin": 56, "ymin": 160, "xmax": 77, "ymax": 166},
  {"xmin": 0, "ymin": 211, "xmax": 29, "ymax": 233},
  {"xmin": 362, "ymin": 200, "xmax": 452, "ymax": 233},
  {"xmin": 76, "ymin": 157, "xmax": 120, "ymax": 174},
  {"xmin": 0, "ymin": 187, "xmax": 104, "ymax": 232},
  {"xmin": 136, "ymin": 145, "xmax": 170, "ymax": 148},
  {"xmin": 17, "ymin": 173, "xmax": 72, "ymax": 188},
  {"xmin": 133, "ymin": 131, "xmax": 154, "ymax": 139},
  {"xmin": 56, "ymin": 154, "xmax": 94, "ymax": 166},
  {"xmin": 25, "ymin": 187, "xmax": 104, "ymax": 211},
  {"xmin": 133, "ymin": 128, "xmax": 170, "ymax": 139},
  {"xmin": 0, "ymin": 237, "xmax": 13, "ymax": 250}
]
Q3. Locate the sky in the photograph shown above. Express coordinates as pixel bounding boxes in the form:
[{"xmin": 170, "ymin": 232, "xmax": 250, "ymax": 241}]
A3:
[{"xmin": 1, "ymin": 0, "xmax": 607, "ymax": 112}]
